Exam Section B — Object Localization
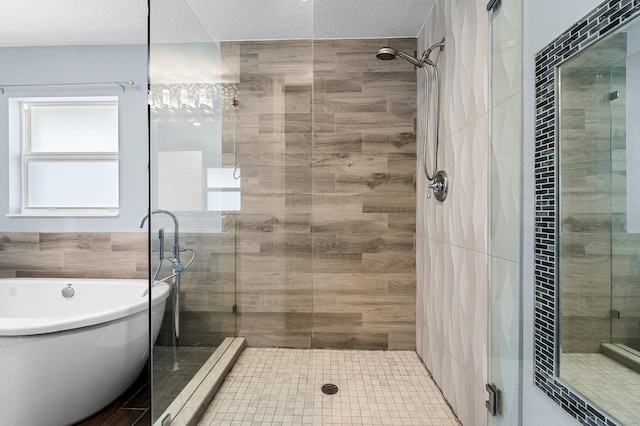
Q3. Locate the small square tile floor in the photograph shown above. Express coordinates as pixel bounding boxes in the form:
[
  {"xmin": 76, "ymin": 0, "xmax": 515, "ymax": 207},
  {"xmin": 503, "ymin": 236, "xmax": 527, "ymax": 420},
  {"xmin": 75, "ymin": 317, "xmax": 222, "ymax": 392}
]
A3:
[
  {"xmin": 560, "ymin": 352, "xmax": 640, "ymax": 425},
  {"xmin": 199, "ymin": 348, "xmax": 460, "ymax": 425}
]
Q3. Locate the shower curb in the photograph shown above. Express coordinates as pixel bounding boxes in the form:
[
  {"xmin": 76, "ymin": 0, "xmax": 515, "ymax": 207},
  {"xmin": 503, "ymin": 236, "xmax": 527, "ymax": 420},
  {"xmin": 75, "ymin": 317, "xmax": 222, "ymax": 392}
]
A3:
[
  {"xmin": 601, "ymin": 343, "xmax": 640, "ymax": 375},
  {"xmin": 158, "ymin": 337, "xmax": 246, "ymax": 426}
]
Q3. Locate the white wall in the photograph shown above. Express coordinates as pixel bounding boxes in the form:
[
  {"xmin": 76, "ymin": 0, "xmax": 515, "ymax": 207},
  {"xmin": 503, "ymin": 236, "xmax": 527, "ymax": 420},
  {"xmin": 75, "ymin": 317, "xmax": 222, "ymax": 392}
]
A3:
[
  {"xmin": 522, "ymin": 0, "xmax": 602, "ymax": 424},
  {"xmin": 416, "ymin": 0, "xmax": 490, "ymax": 424},
  {"xmin": 0, "ymin": 44, "xmax": 148, "ymax": 232}
]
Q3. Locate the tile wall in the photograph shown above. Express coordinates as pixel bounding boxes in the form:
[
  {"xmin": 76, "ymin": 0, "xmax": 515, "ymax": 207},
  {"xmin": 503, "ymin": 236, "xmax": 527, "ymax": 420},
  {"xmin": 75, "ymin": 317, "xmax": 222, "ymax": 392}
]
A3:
[
  {"xmin": 558, "ymin": 41, "xmax": 618, "ymax": 353},
  {"xmin": 416, "ymin": 0, "xmax": 523, "ymax": 425},
  {"xmin": 0, "ymin": 232, "xmax": 147, "ymax": 278},
  {"xmin": 221, "ymin": 38, "xmax": 417, "ymax": 350},
  {"xmin": 155, "ymin": 229, "xmax": 236, "ymax": 347},
  {"xmin": 415, "ymin": 1, "xmax": 490, "ymax": 424}
]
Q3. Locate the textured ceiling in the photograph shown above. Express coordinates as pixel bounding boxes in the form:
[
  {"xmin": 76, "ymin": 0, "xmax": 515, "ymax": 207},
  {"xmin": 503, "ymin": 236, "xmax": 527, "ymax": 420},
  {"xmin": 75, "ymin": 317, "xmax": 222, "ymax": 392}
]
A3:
[
  {"xmin": 0, "ymin": 0, "xmax": 434, "ymax": 47},
  {"xmin": 0, "ymin": 0, "xmax": 148, "ymax": 47},
  {"xmin": 185, "ymin": 0, "xmax": 432, "ymax": 41},
  {"xmin": 312, "ymin": 0, "xmax": 431, "ymax": 39}
]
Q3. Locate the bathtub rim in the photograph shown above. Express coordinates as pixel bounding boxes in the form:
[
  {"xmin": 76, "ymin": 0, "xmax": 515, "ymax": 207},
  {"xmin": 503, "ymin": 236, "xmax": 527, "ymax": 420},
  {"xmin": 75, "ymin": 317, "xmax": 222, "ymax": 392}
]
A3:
[{"xmin": 0, "ymin": 278, "xmax": 169, "ymax": 337}]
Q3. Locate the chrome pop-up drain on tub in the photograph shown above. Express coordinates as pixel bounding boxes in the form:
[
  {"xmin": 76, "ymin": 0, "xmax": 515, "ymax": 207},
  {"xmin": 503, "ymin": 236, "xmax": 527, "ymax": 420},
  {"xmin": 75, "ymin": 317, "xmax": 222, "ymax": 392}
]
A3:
[{"xmin": 61, "ymin": 284, "xmax": 75, "ymax": 298}]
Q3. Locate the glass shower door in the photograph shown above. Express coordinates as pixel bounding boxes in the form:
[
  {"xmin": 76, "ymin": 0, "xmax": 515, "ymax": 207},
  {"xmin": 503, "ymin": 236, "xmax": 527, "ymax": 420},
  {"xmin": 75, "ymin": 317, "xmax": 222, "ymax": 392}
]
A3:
[
  {"xmin": 149, "ymin": 1, "xmax": 237, "ymax": 423},
  {"xmin": 488, "ymin": 0, "xmax": 523, "ymax": 424}
]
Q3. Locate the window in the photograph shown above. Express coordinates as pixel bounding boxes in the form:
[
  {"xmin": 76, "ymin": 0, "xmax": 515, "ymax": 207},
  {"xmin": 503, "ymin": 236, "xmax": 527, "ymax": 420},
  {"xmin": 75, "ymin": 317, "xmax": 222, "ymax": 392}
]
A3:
[
  {"xmin": 206, "ymin": 167, "xmax": 241, "ymax": 211},
  {"xmin": 17, "ymin": 97, "xmax": 119, "ymax": 216}
]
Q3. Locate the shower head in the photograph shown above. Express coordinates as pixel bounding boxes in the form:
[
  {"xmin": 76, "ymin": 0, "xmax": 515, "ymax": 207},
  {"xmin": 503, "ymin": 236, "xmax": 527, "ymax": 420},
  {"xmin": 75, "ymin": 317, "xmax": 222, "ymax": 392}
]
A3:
[
  {"xmin": 376, "ymin": 47, "xmax": 426, "ymax": 68},
  {"xmin": 377, "ymin": 39, "xmax": 445, "ymax": 68},
  {"xmin": 376, "ymin": 47, "xmax": 398, "ymax": 61}
]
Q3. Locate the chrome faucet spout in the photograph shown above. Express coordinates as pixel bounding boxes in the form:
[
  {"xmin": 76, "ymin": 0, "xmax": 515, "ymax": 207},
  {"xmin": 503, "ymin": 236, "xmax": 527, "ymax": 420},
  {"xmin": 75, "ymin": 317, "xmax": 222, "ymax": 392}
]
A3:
[
  {"xmin": 139, "ymin": 209, "xmax": 180, "ymax": 260},
  {"xmin": 139, "ymin": 208, "xmax": 184, "ymax": 345}
]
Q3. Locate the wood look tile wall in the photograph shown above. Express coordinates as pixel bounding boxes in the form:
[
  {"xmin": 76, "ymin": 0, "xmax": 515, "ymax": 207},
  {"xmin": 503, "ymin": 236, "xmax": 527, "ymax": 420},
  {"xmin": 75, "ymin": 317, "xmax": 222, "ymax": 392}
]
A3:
[
  {"xmin": 1, "ymin": 38, "xmax": 417, "ymax": 352},
  {"xmin": 223, "ymin": 38, "xmax": 417, "ymax": 350},
  {"xmin": 0, "ymin": 232, "xmax": 147, "ymax": 279},
  {"xmin": 158, "ymin": 230, "xmax": 237, "ymax": 347},
  {"xmin": 559, "ymin": 61, "xmax": 613, "ymax": 353}
]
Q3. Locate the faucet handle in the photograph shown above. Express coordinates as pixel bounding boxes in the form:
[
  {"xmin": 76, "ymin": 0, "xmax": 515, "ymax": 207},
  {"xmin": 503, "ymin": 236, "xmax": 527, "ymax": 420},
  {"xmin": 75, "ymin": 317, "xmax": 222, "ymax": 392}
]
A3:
[{"xmin": 168, "ymin": 257, "xmax": 184, "ymax": 272}]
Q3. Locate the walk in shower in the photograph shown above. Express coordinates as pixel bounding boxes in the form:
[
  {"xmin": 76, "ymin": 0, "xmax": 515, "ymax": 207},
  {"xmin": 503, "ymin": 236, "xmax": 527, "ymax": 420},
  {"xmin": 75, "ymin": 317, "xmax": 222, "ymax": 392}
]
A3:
[
  {"xmin": 0, "ymin": 0, "xmax": 526, "ymax": 424},
  {"xmin": 149, "ymin": 0, "xmax": 420, "ymax": 420}
]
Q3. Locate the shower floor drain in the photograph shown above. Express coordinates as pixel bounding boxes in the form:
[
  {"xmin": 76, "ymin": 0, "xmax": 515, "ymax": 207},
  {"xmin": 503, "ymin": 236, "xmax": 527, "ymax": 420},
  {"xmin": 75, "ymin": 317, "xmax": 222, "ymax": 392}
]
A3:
[{"xmin": 321, "ymin": 383, "xmax": 338, "ymax": 395}]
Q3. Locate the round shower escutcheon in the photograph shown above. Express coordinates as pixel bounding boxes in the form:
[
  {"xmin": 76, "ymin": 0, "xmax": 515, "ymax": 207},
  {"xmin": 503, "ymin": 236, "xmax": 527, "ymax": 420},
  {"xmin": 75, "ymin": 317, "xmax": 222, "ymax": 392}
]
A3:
[{"xmin": 428, "ymin": 170, "xmax": 448, "ymax": 202}]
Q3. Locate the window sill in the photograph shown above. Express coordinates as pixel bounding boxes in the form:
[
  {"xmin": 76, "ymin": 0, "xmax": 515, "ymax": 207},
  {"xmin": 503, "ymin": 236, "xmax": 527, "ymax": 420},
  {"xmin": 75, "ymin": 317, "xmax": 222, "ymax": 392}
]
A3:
[{"xmin": 7, "ymin": 209, "xmax": 119, "ymax": 218}]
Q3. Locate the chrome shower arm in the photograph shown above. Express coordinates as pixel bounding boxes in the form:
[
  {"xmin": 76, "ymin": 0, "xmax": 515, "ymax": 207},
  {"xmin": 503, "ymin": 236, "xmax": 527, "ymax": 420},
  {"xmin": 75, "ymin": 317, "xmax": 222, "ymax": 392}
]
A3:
[
  {"xmin": 422, "ymin": 38, "xmax": 446, "ymax": 63},
  {"xmin": 395, "ymin": 50, "xmax": 427, "ymax": 68}
]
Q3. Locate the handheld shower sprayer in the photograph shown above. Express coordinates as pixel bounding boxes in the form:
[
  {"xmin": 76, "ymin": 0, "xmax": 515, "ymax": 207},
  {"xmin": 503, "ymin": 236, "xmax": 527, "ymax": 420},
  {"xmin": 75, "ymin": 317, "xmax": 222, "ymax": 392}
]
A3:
[
  {"xmin": 376, "ymin": 39, "xmax": 448, "ymax": 202},
  {"xmin": 158, "ymin": 228, "xmax": 165, "ymax": 262}
]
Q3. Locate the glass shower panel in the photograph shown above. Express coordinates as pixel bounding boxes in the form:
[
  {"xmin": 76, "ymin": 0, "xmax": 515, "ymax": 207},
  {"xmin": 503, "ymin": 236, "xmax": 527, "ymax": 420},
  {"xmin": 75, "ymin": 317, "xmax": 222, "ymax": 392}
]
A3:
[
  {"xmin": 611, "ymin": 44, "xmax": 640, "ymax": 353},
  {"xmin": 219, "ymin": 4, "xmax": 314, "ymax": 348},
  {"xmin": 149, "ymin": 1, "xmax": 237, "ymax": 423},
  {"xmin": 488, "ymin": 0, "xmax": 523, "ymax": 424}
]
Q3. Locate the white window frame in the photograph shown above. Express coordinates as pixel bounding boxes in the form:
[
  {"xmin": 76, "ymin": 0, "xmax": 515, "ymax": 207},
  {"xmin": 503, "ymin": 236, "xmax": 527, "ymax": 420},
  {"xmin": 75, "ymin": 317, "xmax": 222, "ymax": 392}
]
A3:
[{"xmin": 18, "ymin": 99, "xmax": 119, "ymax": 217}]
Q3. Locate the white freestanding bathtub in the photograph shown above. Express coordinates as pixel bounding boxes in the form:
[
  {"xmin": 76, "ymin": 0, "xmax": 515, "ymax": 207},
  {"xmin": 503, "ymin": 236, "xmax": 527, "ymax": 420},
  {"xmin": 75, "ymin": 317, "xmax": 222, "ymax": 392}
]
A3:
[{"xmin": 0, "ymin": 278, "xmax": 170, "ymax": 426}]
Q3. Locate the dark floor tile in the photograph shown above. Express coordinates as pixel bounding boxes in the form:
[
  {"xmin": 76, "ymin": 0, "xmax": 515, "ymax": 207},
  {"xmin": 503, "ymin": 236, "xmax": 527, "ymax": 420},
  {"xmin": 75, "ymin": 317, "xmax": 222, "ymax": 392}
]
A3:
[
  {"xmin": 105, "ymin": 409, "xmax": 148, "ymax": 426},
  {"xmin": 124, "ymin": 386, "xmax": 150, "ymax": 410},
  {"xmin": 133, "ymin": 410, "xmax": 151, "ymax": 425},
  {"xmin": 75, "ymin": 367, "xmax": 149, "ymax": 426}
]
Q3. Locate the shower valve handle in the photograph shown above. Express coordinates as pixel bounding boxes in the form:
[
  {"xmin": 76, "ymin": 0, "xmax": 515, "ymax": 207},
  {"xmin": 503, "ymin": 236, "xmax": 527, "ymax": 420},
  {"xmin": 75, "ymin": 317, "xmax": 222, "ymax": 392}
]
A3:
[
  {"xmin": 426, "ymin": 170, "xmax": 449, "ymax": 202},
  {"xmin": 427, "ymin": 181, "xmax": 442, "ymax": 199},
  {"xmin": 428, "ymin": 181, "xmax": 444, "ymax": 191}
]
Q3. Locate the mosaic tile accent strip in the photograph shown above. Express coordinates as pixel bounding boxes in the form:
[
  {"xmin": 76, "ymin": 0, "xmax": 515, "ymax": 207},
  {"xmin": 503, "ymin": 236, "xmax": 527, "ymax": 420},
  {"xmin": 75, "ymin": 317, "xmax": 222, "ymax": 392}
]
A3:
[
  {"xmin": 534, "ymin": 0, "xmax": 640, "ymax": 424},
  {"xmin": 199, "ymin": 348, "xmax": 460, "ymax": 425}
]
